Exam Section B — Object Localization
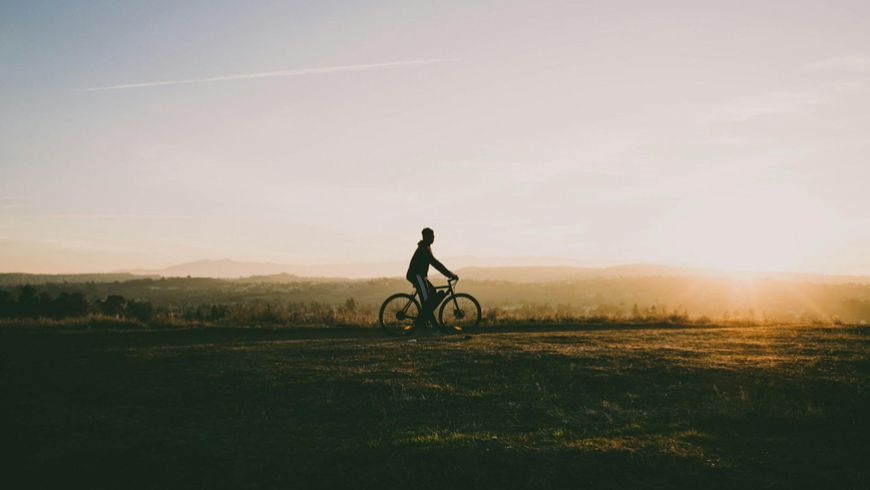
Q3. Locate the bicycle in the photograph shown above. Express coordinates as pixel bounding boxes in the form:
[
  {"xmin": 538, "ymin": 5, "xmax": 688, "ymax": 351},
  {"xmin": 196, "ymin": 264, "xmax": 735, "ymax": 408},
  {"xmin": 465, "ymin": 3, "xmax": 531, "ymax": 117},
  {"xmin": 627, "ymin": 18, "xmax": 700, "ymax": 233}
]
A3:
[{"xmin": 379, "ymin": 277, "xmax": 482, "ymax": 336}]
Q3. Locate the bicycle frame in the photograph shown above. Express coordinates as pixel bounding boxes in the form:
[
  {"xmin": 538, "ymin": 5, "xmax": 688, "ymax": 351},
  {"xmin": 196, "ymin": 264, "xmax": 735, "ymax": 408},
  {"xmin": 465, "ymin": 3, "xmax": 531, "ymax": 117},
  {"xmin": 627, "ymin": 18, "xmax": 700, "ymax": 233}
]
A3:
[{"xmin": 402, "ymin": 278, "xmax": 459, "ymax": 319}]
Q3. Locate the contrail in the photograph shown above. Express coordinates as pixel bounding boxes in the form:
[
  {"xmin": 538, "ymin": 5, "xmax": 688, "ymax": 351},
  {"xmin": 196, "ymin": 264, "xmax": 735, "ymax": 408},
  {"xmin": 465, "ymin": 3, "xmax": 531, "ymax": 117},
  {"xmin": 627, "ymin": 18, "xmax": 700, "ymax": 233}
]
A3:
[{"xmin": 86, "ymin": 57, "xmax": 460, "ymax": 91}]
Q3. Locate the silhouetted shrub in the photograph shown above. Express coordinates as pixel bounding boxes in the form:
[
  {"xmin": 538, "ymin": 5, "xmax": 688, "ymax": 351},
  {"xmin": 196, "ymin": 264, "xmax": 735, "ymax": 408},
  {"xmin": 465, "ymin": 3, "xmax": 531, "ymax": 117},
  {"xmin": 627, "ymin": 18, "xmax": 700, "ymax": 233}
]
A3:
[
  {"xmin": 48, "ymin": 292, "xmax": 89, "ymax": 318},
  {"xmin": 17, "ymin": 285, "xmax": 40, "ymax": 318},
  {"xmin": 0, "ymin": 289, "xmax": 13, "ymax": 318},
  {"xmin": 125, "ymin": 300, "xmax": 154, "ymax": 322},
  {"xmin": 98, "ymin": 295, "xmax": 126, "ymax": 317}
]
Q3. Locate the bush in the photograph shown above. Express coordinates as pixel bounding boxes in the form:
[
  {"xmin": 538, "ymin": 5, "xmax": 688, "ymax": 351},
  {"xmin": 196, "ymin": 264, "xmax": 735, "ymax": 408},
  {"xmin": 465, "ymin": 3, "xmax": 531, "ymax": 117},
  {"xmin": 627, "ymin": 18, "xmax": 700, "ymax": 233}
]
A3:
[{"xmin": 125, "ymin": 300, "xmax": 154, "ymax": 322}]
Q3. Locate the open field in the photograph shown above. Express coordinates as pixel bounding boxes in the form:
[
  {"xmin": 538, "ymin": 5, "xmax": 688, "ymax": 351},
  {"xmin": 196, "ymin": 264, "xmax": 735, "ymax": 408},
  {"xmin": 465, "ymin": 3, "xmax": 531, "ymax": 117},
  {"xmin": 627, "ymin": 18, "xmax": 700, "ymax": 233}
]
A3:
[{"xmin": 2, "ymin": 323, "xmax": 868, "ymax": 489}]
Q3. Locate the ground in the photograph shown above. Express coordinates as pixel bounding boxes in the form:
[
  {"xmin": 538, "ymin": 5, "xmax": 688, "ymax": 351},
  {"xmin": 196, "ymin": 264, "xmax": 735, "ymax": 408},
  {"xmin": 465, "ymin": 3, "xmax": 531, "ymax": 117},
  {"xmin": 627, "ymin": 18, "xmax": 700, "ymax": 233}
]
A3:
[{"xmin": 2, "ymin": 323, "xmax": 868, "ymax": 489}]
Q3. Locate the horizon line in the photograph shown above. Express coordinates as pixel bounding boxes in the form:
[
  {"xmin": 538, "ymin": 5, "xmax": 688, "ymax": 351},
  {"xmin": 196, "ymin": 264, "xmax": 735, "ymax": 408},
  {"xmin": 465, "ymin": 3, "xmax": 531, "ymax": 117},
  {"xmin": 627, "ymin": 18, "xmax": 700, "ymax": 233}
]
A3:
[{"xmin": 3, "ymin": 261, "xmax": 869, "ymax": 279}]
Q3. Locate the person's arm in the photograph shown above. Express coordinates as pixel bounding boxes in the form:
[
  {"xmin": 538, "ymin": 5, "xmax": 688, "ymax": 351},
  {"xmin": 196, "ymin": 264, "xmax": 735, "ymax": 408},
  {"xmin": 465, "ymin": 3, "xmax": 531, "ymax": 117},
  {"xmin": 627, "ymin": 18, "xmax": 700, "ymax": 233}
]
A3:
[{"xmin": 427, "ymin": 247, "xmax": 457, "ymax": 278}]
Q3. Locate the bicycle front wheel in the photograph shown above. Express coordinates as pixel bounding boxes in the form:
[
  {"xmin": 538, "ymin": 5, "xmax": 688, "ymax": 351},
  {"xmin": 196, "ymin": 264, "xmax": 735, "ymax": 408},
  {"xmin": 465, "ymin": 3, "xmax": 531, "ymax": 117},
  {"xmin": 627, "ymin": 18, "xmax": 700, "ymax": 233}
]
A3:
[
  {"xmin": 438, "ymin": 293, "xmax": 482, "ymax": 333},
  {"xmin": 379, "ymin": 293, "xmax": 421, "ymax": 336}
]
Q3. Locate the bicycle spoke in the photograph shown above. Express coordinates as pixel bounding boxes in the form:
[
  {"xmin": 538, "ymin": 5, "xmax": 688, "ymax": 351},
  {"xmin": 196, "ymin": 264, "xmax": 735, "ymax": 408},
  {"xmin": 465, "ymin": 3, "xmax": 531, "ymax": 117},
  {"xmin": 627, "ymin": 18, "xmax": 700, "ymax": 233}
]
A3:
[
  {"xmin": 379, "ymin": 294, "xmax": 421, "ymax": 336},
  {"xmin": 439, "ymin": 293, "xmax": 481, "ymax": 332}
]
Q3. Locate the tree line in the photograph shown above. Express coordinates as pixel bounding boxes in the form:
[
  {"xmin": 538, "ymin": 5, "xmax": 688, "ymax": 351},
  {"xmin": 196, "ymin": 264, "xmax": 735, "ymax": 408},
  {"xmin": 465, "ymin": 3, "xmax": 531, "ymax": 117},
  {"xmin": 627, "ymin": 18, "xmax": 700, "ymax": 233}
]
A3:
[
  {"xmin": 0, "ymin": 285, "xmax": 154, "ymax": 321},
  {"xmin": 0, "ymin": 285, "xmax": 366, "ymax": 325}
]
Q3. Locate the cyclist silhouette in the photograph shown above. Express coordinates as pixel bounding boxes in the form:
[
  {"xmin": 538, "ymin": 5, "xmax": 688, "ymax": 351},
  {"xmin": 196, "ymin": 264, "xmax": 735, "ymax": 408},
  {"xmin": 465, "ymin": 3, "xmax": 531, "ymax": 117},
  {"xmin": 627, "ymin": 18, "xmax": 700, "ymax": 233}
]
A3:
[{"xmin": 406, "ymin": 227, "xmax": 458, "ymax": 333}]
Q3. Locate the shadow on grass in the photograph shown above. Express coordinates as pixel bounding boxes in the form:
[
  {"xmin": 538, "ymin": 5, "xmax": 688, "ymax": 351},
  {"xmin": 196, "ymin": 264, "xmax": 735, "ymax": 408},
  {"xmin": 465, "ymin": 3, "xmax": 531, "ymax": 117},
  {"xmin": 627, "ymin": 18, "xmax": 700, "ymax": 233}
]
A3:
[
  {"xmin": 2, "ymin": 323, "xmax": 868, "ymax": 489},
  {"xmin": 14, "ymin": 444, "xmax": 740, "ymax": 490},
  {"xmin": 0, "ymin": 323, "xmax": 718, "ymax": 354}
]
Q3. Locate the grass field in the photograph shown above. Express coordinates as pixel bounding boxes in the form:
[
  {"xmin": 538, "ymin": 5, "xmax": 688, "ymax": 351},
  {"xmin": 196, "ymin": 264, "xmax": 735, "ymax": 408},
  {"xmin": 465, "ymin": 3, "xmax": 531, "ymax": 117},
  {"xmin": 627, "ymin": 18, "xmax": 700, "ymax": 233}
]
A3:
[{"xmin": 2, "ymin": 323, "xmax": 868, "ymax": 489}]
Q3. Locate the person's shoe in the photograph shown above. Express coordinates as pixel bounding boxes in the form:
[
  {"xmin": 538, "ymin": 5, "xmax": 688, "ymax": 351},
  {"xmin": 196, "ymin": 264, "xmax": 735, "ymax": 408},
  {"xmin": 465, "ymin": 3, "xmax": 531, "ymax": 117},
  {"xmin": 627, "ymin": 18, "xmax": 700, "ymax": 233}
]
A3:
[
  {"xmin": 402, "ymin": 324, "xmax": 414, "ymax": 333},
  {"xmin": 431, "ymin": 328, "xmax": 445, "ymax": 337}
]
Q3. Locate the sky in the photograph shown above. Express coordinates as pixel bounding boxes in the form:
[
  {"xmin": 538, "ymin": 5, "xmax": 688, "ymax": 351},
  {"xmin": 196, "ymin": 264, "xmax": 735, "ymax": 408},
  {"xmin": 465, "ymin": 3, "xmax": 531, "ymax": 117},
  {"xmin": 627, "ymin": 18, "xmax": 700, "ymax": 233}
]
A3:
[{"xmin": 1, "ymin": 0, "xmax": 869, "ymax": 275}]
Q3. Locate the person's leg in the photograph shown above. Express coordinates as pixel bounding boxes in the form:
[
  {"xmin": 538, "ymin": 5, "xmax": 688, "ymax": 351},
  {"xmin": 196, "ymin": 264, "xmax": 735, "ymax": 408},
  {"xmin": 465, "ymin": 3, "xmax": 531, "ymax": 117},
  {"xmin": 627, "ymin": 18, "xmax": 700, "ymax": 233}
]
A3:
[
  {"xmin": 423, "ymin": 279, "xmax": 439, "ymax": 327},
  {"xmin": 413, "ymin": 275, "xmax": 435, "ymax": 326}
]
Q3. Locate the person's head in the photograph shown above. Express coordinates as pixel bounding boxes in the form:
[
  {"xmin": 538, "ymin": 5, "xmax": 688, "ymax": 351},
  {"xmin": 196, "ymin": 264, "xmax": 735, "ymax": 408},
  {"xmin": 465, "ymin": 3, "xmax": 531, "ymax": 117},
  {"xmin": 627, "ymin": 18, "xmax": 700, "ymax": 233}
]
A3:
[{"xmin": 421, "ymin": 227, "xmax": 434, "ymax": 245}]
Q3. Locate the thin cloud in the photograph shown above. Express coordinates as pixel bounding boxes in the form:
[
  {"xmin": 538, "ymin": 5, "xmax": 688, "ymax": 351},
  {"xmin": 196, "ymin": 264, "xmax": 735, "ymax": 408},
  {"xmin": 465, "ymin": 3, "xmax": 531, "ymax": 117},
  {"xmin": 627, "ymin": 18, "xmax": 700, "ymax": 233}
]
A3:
[
  {"xmin": 830, "ymin": 80, "xmax": 868, "ymax": 93},
  {"xmin": 802, "ymin": 55, "xmax": 870, "ymax": 73},
  {"xmin": 49, "ymin": 213, "xmax": 191, "ymax": 220},
  {"xmin": 0, "ymin": 197, "xmax": 26, "ymax": 210},
  {"xmin": 86, "ymin": 58, "xmax": 460, "ymax": 91},
  {"xmin": 701, "ymin": 90, "xmax": 826, "ymax": 124}
]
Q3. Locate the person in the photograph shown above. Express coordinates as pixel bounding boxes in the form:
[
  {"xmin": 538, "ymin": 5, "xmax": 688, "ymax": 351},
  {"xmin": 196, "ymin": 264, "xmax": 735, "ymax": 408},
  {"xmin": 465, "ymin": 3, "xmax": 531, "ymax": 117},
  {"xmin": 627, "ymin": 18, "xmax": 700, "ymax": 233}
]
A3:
[{"xmin": 406, "ymin": 227, "xmax": 458, "ymax": 334}]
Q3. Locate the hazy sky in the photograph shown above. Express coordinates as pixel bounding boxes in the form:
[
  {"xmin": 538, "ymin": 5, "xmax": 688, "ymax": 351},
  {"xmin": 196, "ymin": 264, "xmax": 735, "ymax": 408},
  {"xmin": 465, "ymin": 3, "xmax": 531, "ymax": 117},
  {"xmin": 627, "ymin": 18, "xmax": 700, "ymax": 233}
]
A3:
[{"xmin": 2, "ymin": 0, "xmax": 869, "ymax": 275}]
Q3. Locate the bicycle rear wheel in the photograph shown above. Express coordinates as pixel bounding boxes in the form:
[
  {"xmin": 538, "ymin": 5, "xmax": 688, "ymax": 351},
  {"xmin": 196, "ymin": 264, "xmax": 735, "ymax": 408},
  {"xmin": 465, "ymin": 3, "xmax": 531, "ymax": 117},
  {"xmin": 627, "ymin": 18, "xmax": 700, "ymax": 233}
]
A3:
[
  {"xmin": 379, "ymin": 293, "xmax": 421, "ymax": 336},
  {"xmin": 438, "ymin": 293, "xmax": 482, "ymax": 333}
]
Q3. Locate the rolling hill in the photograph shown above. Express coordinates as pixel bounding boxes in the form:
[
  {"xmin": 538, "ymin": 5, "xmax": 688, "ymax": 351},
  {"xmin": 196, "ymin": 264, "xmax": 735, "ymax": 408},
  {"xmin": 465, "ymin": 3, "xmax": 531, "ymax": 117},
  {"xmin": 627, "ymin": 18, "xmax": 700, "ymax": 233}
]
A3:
[{"xmin": 110, "ymin": 259, "xmax": 870, "ymax": 285}]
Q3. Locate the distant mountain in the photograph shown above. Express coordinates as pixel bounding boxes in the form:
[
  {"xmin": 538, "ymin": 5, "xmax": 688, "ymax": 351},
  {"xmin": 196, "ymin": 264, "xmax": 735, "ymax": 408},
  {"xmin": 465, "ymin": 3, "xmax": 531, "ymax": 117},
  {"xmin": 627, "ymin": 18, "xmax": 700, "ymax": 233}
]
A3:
[
  {"xmin": 120, "ymin": 259, "xmax": 407, "ymax": 279},
  {"xmin": 455, "ymin": 264, "xmax": 702, "ymax": 282},
  {"xmin": 0, "ymin": 273, "xmax": 153, "ymax": 286},
  {"xmin": 117, "ymin": 256, "xmax": 614, "ymax": 280},
  {"xmin": 116, "ymin": 259, "xmax": 870, "ymax": 285},
  {"xmin": 123, "ymin": 259, "xmax": 294, "ymax": 279}
]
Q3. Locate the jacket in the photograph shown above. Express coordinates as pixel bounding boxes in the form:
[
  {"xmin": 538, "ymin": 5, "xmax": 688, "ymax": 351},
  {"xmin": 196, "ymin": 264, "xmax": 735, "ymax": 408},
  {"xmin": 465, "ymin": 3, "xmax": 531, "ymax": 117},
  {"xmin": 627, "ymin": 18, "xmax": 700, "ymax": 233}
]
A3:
[{"xmin": 406, "ymin": 240, "xmax": 453, "ymax": 282}]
